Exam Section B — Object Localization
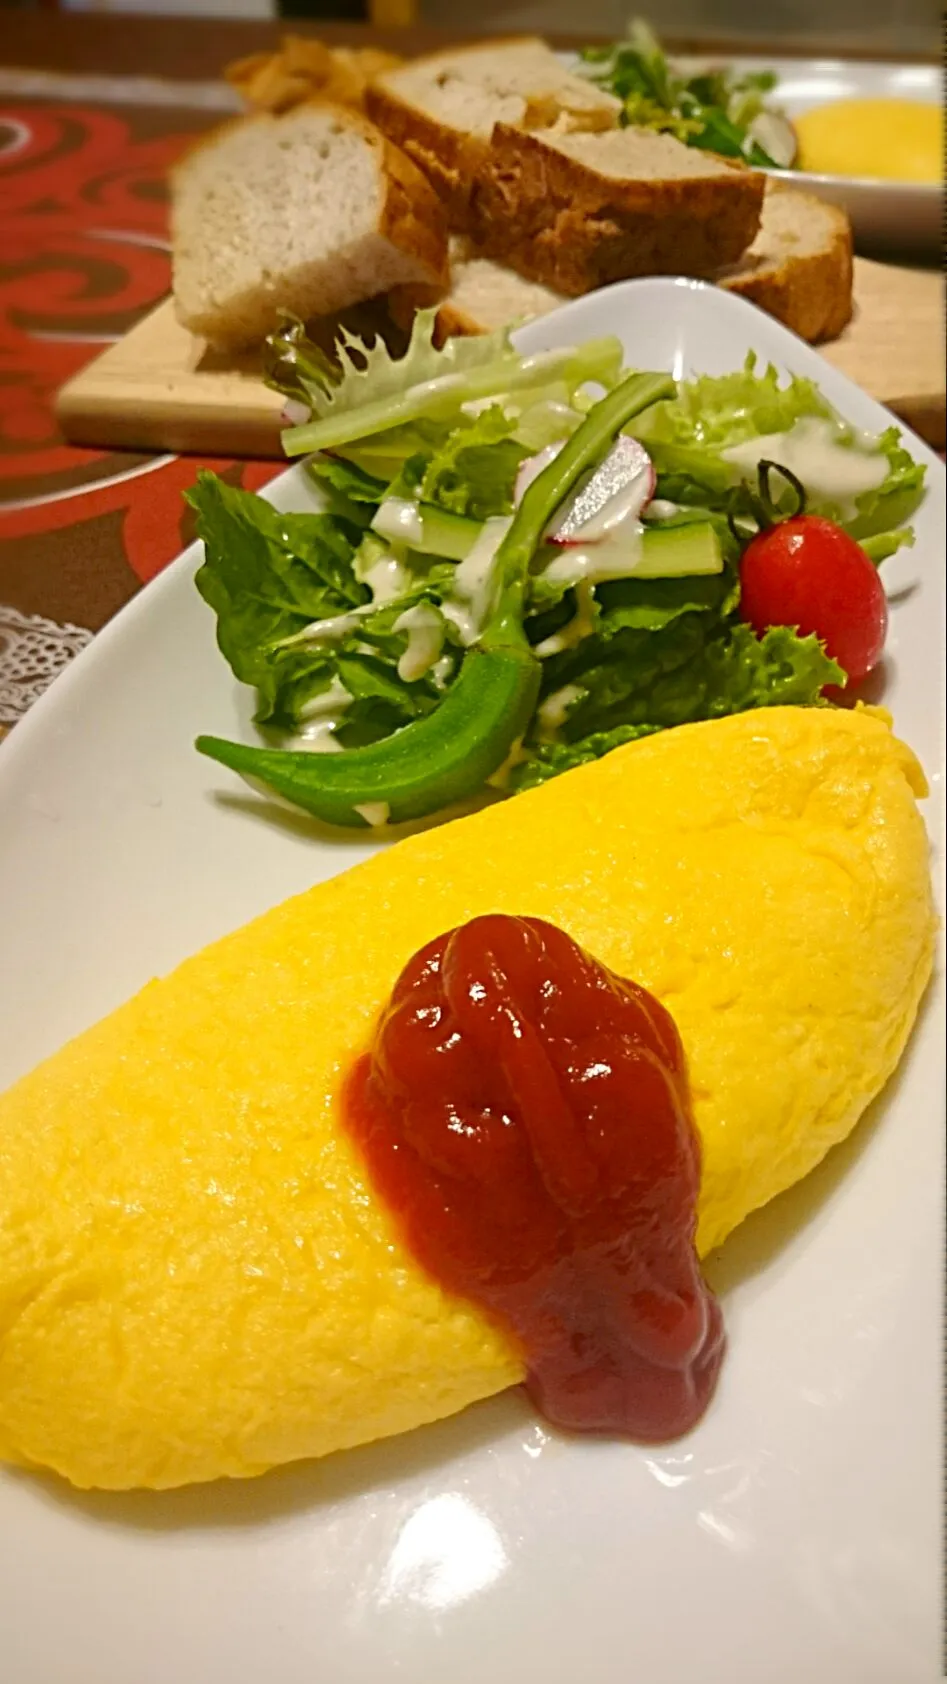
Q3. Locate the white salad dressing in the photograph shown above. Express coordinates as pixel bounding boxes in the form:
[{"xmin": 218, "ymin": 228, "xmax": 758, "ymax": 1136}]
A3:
[
  {"xmin": 542, "ymin": 528, "xmax": 645, "ymax": 589},
  {"xmin": 537, "ymin": 683, "xmax": 582, "ymax": 737},
  {"xmin": 534, "ymin": 580, "xmax": 598, "ymax": 657},
  {"xmin": 722, "ymin": 417, "xmax": 888, "ymax": 515},
  {"xmin": 280, "ymin": 677, "xmax": 352, "ymax": 754},
  {"xmin": 441, "ymin": 516, "xmax": 512, "ymax": 645},
  {"xmin": 371, "ymin": 497, "xmax": 424, "ymax": 548},
  {"xmin": 356, "ymin": 549, "xmax": 409, "ymax": 604},
  {"xmin": 353, "ymin": 802, "xmax": 390, "ymax": 829},
  {"xmin": 515, "ymin": 440, "xmax": 565, "ymax": 506},
  {"xmin": 278, "ymin": 605, "xmax": 373, "ymax": 648},
  {"xmin": 486, "ymin": 735, "xmax": 528, "ymax": 790},
  {"xmin": 431, "ymin": 653, "xmax": 455, "ymax": 689},
  {"xmin": 393, "ymin": 603, "xmax": 445, "ymax": 682}
]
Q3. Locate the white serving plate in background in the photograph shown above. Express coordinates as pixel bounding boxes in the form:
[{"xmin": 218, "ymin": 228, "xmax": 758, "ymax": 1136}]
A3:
[
  {"xmin": 746, "ymin": 57, "xmax": 940, "ymax": 255},
  {"xmin": 578, "ymin": 53, "xmax": 943, "ymax": 255},
  {"xmin": 0, "ymin": 280, "xmax": 943, "ymax": 1684}
]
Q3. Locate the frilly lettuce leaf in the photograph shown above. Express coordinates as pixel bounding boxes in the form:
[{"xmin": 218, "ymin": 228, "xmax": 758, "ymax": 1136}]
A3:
[
  {"xmin": 634, "ymin": 355, "xmax": 926, "ymax": 543},
  {"xmin": 511, "ymin": 723, "xmax": 662, "ymax": 790},
  {"xmin": 286, "ymin": 308, "xmax": 517, "ymax": 419},
  {"xmin": 634, "ymin": 354, "xmax": 832, "ymax": 465},
  {"xmin": 525, "ymin": 618, "xmax": 841, "ymax": 772},
  {"xmin": 419, "ymin": 405, "xmax": 527, "ymax": 519},
  {"xmin": 860, "ymin": 527, "xmax": 915, "ymax": 565},
  {"xmin": 842, "ymin": 427, "xmax": 926, "ymax": 541},
  {"xmin": 277, "ymin": 308, "xmax": 624, "ymax": 456}
]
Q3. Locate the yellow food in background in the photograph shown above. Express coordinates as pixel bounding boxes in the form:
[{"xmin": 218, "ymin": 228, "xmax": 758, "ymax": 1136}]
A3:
[
  {"xmin": 794, "ymin": 98, "xmax": 943, "ymax": 184},
  {"xmin": 0, "ymin": 708, "xmax": 934, "ymax": 1491}
]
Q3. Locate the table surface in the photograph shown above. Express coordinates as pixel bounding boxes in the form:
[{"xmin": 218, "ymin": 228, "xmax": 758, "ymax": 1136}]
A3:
[{"xmin": 0, "ymin": 16, "xmax": 941, "ymax": 741}]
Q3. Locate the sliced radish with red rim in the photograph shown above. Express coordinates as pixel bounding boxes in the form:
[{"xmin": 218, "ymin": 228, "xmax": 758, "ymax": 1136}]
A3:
[{"xmin": 548, "ymin": 436, "xmax": 655, "ymax": 546}]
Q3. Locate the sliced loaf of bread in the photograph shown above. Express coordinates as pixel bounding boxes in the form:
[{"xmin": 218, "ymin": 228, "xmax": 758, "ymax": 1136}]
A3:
[
  {"xmin": 403, "ymin": 184, "xmax": 853, "ymax": 347},
  {"xmin": 716, "ymin": 181, "xmax": 853, "ymax": 341},
  {"xmin": 171, "ymin": 103, "xmax": 449, "ymax": 351},
  {"xmin": 469, "ymin": 124, "xmax": 765, "ymax": 295},
  {"xmin": 365, "ymin": 38, "xmax": 621, "ymax": 222}
]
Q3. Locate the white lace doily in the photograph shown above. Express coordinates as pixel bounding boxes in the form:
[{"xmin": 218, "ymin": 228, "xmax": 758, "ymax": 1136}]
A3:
[{"xmin": 0, "ymin": 606, "xmax": 93, "ymax": 727}]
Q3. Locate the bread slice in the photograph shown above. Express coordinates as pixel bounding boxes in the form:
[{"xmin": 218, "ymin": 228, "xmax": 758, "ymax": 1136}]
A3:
[
  {"xmin": 406, "ymin": 184, "xmax": 853, "ymax": 347},
  {"xmin": 171, "ymin": 103, "xmax": 448, "ymax": 351},
  {"xmin": 470, "ymin": 124, "xmax": 765, "ymax": 295},
  {"xmin": 715, "ymin": 181, "xmax": 854, "ymax": 342},
  {"xmin": 388, "ymin": 235, "xmax": 565, "ymax": 340},
  {"xmin": 365, "ymin": 37, "xmax": 621, "ymax": 222}
]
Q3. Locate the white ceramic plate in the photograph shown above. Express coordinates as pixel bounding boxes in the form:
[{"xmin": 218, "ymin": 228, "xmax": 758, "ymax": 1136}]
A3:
[
  {"xmin": 577, "ymin": 52, "xmax": 942, "ymax": 256},
  {"xmin": 0, "ymin": 281, "xmax": 944, "ymax": 1684},
  {"xmin": 743, "ymin": 57, "xmax": 941, "ymax": 256}
]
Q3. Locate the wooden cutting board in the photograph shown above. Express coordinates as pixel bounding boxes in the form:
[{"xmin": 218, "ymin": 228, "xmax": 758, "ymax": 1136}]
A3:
[{"xmin": 56, "ymin": 257, "xmax": 945, "ymax": 458}]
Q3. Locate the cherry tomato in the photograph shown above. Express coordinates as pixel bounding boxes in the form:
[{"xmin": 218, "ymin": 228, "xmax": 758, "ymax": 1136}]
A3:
[{"xmin": 740, "ymin": 514, "xmax": 887, "ymax": 690}]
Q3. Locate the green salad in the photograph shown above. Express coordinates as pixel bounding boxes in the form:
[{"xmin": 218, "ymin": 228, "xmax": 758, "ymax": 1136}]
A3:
[
  {"xmin": 577, "ymin": 19, "xmax": 796, "ymax": 169},
  {"xmin": 190, "ymin": 309, "xmax": 924, "ymax": 830}
]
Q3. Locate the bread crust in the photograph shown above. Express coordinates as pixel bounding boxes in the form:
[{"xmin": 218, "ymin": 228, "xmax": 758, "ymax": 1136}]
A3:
[
  {"xmin": 407, "ymin": 183, "xmax": 853, "ymax": 349},
  {"xmin": 376, "ymin": 130, "xmax": 451, "ymax": 290},
  {"xmin": 467, "ymin": 124, "xmax": 764, "ymax": 294},
  {"xmin": 365, "ymin": 80, "xmax": 486, "ymax": 222},
  {"xmin": 365, "ymin": 37, "xmax": 620, "ymax": 226},
  {"xmin": 718, "ymin": 188, "xmax": 854, "ymax": 342},
  {"xmin": 171, "ymin": 103, "xmax": 448, "ymax": 350}
]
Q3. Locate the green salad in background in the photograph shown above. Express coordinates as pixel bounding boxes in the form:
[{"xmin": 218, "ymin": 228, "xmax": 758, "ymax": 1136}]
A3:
[
  {"xmin": 577, "ymin": 19, "xmax": 797, "ymax": 169},
  {"xmin": 189, "ymin": 308, "xmax": 923, "ymax": 830}
]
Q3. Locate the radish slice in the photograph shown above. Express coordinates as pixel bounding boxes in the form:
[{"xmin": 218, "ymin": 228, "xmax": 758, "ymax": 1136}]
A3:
[
  {"xmin": 281, "ymin": 397, "xmax": 311, "ymax": 427},
  {"xmin": 514, "ymin": 440, "xmax": 565, "ymax": 506},
  {"xmin": 549, "ymin": 436, "xmax": 654, "ymax": 545}
]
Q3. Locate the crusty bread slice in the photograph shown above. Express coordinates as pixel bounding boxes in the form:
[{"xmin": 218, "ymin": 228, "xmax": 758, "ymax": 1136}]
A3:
[
  {"xmin": 365, "ymin": 37, "xmax": 620, "ymax": 222},
  {"xmin": 470, "ymin": 124, "xmax": 765, "ymax": 295},
  {"xmin": 716, "ymin": 181, "xmax": 854, "ymax": 342},
  {"xmin": 171, "ymin": 103, "xmax": 448, "ymax": 351},
  {"xmin": 404, "ymin": 184, "xmax": 853, "ymax": 347},
  {"xmin": 388, "ymin": 235, "xmax": 566, "ymax": 340}
]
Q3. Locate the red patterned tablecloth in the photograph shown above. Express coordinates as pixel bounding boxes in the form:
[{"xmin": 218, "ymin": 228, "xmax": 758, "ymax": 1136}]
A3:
[{"xmin": 0, "ymin": 91, "xmax": 281, "ymax": 732}]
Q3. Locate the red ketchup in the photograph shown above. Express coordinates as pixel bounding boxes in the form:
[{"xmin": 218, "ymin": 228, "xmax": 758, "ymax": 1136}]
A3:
[{"xmin": 343, "ymin": 914, "xmax": 725, "ymax": 1440}]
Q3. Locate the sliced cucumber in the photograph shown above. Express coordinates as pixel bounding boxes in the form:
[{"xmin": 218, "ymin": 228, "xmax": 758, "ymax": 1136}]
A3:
[
  {"xmin": 371, "ymin": 497, "xmax": 481, "ymax": 562},
  {"xmin": 634, "ymin": 520, "xmax": 723, "ymax": 578},
  {"xmin": 544, "ymin": 520, "xmax": 724, "ymax": 589}
]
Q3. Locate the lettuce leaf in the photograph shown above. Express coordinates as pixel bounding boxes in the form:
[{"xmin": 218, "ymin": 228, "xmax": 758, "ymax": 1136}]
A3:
[
  {"xmin": 578, "ymin": 19, "xmax": 788, "ymax": 166},
  {"xmin": 511, "ymin": 723, "xmax": 662, "ymax": 790},
  {"xmin": 634, "ymin": 356, "xmax": 926, "ymax": 542},
  {"xmin": 188, "ymin": 470, "xmax": 458, "ymax": 736},
  {"xmin": 635, "ymin": 354, "xmax": 833, "ymax": 470},
  {"xmin": 514, "ymin": 618, "xmax": 841, "ymax": 793},
  {"xmin": 187, "ymin": 472, "xmax": 368, "ymax": 722},
  {"xmin": 860, "ymin": 527, "xmax": 915, "ymax": 565},
  {"xmin": 543, "ymin": 618, "xmax": 841, "ymax": 743},
  {"xmin": 278, "ymin": 308, "xmax": 624, "ymax": 455},
  {"xmin": 419, "ymin": 405, "xmax": 527, "ymax": 519},
  {"xmin": 307, "ymin": 453, "xmax": 388, "ymax": 510},
  {"xmin": 842, "ymin": 426, "xmax": 926, "ymax": 541}
]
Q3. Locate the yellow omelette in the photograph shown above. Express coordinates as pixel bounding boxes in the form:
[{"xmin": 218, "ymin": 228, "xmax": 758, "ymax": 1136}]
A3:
[
  {"xmin": 793, "ymin": 98, "xmax": 943, "ymax": 185},
  {"xmin": 0, "ymin": 706, "xmax": 934, "ymax": 1489}
]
